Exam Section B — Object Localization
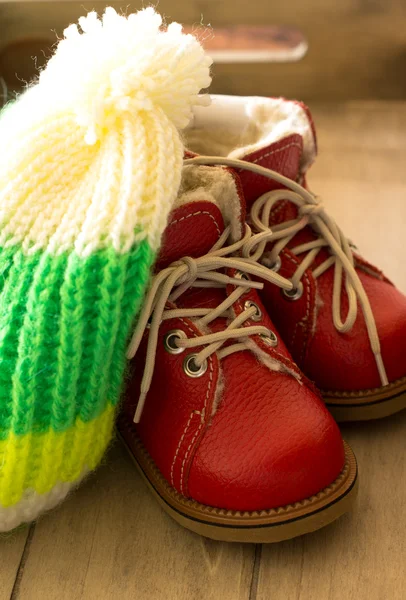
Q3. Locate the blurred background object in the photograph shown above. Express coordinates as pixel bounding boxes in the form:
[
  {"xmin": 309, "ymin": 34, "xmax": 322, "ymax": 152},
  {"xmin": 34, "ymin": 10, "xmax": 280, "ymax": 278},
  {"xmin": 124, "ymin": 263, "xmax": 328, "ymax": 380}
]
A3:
[
  {"xmin": 182, "ymin": 24, "xmax": 308, "ymax": 63},
  {"xmin": 1, "ymin": 0, "xmax": 406, "ymax": 104}
]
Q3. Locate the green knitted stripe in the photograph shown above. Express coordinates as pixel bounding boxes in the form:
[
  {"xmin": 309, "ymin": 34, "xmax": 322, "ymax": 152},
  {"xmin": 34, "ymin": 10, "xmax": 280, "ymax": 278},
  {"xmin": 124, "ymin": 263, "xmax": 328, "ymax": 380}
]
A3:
[
  {"xmin": 0, "ymin": 250, "xmax": 41, "ymax": 435},
  {"xmin": 0, "ymin": 240, "xmax": 155, "ymax": 439}
]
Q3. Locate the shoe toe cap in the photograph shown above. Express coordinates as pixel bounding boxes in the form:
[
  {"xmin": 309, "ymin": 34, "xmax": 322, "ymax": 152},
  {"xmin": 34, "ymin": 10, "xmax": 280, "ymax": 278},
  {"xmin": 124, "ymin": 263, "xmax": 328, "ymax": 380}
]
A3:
[{"xmin": 188, "ymin": 355, "xmax": 345, "ymax": 512}]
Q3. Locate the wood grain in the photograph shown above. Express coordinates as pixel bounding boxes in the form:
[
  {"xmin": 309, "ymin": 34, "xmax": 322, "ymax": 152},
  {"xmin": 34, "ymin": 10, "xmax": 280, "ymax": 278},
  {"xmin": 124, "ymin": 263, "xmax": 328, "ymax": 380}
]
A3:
[
  {"xmin": 309, "ymin": 102, "xmax": 406, "ymax": 293},
  {"xmin": 15, "ymin": 443, "xmax": 255, "ymax": 600},
  {"xmin": 2, "ymin": 102, "xmax": 406, "ymax": 599},
  {"xmin": 256, "ymin": 413, "xmax": 406, "ymax": 600},
  {"xmin": 0, "ymin": 528, "xmax": 29, "ymax": 600}
]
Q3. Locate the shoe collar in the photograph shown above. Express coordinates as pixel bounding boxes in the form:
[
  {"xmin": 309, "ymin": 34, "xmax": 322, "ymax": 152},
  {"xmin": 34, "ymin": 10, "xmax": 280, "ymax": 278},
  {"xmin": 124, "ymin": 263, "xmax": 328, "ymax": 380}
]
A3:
[{"xmin": 187, "ymin": 94, "xmax": 317, "ymax": 176}]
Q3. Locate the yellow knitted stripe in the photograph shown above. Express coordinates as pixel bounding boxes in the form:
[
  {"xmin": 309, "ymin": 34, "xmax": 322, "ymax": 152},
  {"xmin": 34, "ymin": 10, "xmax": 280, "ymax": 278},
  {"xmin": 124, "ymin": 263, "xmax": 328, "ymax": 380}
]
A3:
[{"xmin": 0, "ymin": 404, "xmax": 114, "ymax": 507}]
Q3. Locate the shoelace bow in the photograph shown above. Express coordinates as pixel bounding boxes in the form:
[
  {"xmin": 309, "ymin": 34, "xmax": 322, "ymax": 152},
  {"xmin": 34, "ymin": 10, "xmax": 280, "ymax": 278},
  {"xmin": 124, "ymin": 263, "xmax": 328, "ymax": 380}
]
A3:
[
  {"xmin": 184, "ymin": 156, "xmax": 389, "ymax": 389},
  {"xmin": 127, "ymin": 224, "xmax": 293, "ymax": 422}
]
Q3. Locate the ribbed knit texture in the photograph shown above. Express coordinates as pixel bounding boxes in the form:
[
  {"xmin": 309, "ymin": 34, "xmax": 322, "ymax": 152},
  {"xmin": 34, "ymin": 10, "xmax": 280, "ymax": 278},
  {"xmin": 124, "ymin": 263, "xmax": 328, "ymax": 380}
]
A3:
[{"xmin": 0, "ymin": 6, "xmax": 212, "ymax": 530}]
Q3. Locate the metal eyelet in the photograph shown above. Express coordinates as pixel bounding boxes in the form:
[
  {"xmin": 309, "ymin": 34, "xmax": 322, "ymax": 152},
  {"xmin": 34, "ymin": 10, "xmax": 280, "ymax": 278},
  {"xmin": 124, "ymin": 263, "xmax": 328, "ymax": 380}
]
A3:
[
  {"xmin": 244, "ymin": 300, "xmax": 262, "ymax": 322},
  {"xmin": 261, "ymin": 253, "xmax": 282, "ymax": 273},
  {"xmin": 183, "ymin": 354, "xmax": 208, "ymax": 378},
  {"xmin": 163, "ymin": 329, "xmax": 187, "ymax": 354},
  {"xmin": 235, "ymin": 270, "xmax": 250, "ymax": 282},
  {"xmin": 259, "ymin": 330, "xmax": 278, "ymax": 347},
  {"xmin": 235, "ymin": 270, "xmax": 251, "ymax": 296},
  {"xmin": 282, "ymin": 282, "xmax": 304, "ymax": 301},
  {"xmin": 269, "ymin": 256, "xmax": 282, "ymax": 273}
]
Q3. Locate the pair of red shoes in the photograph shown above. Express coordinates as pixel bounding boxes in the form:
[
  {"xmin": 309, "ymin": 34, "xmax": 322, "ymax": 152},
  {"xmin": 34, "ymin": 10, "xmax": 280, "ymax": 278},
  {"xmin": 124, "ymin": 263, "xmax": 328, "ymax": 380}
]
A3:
[{"xmin": 117, "ymin": 95, "xmax": 406, "ymax": 542}]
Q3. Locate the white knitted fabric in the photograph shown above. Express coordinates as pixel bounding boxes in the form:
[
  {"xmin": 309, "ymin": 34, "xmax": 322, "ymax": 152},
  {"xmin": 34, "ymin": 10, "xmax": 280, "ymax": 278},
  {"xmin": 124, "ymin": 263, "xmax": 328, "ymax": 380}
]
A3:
[
  {"xmin": 0, "ymin": 7, "xmax": 213, "ymax": 255},
  {"xmin": 0, "ymin": 476, "xmax": 87, "ymax": 532}
]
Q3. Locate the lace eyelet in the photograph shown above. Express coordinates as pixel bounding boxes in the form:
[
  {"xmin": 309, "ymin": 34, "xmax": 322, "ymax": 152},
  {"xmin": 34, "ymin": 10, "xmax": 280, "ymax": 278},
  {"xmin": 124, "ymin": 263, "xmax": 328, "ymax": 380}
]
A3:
[
  {"xmin": 183, "ymin": 354, "xmax": 208, "ymax": 378},
  {"xmin": 235, "ymin": 270, "xmax": 250, "ymax": 281},
  {"xmin": 244, "ymin": 300, "xmax": 262, "ymax": 322},
  {"xmin": 282, "ymin": 282, "xmax": 303, "ymax": 301},
  {"xmin": 235, "ymin": 270, "xmax": 251, "ymax": 296},
  {"xmin": 259, "ymin": 331, "xmax": 278, "ymax": 347},
  {"xmin": 261, "ymin": 253, "xmax": 282, "ymax": 273},
  {"xmin": 163, "ymin": 329, "xmax": 187, "ymax": 354},
  {"xmin": 269, "ymin": 256, "xmax": 282, "ymax": 273}
]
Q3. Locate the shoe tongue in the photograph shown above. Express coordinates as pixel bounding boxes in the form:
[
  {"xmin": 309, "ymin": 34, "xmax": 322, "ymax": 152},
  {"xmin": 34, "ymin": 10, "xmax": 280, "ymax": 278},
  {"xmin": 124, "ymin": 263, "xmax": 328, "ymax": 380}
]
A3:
[
  {"xmin": 234, "ymin": 103, "xmax": 316, "ymax": 225},
  {"xmin": 156, "ymin": 200, "xmax": 228, "ymax": 317},
  {"xmin": 156, "ymin": 200, "xmax": 225, "ymax": 269},
  {"xmin": 157, "ymin": 163, "xmax": 246, "ymax": 268},
  {"xmin": 238, "ymin": 133, "xmax": 303, "ymax": 209},
  {"xmin": 238, "ymin": 134, "xmax": 306, "ymax": 226}
]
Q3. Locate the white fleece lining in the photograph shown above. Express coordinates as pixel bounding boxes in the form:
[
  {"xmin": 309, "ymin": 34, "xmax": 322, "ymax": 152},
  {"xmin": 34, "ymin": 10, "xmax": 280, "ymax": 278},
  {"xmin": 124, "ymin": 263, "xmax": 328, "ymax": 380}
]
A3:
[
  {"xmin": 186, "ymin": 95, "xmax": 316, "ymax": 173},
  {"xmin": 210, "ymin": 371, "xmax": 225, "ymax": 417},
  {"xmin": 175, "ymin": 165, "xmax": 243, "ymax": 241},
  {"xmin": 243, "ymin": 338, "xmax": 302, "ymax": 383}
]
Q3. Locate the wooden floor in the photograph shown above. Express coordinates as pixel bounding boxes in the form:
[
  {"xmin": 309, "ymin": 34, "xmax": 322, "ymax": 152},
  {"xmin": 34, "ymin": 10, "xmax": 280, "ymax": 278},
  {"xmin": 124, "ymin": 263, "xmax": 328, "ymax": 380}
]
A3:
[{"xmin": 1, "ymin": 102, "xmax": 406, "ymax": 600}]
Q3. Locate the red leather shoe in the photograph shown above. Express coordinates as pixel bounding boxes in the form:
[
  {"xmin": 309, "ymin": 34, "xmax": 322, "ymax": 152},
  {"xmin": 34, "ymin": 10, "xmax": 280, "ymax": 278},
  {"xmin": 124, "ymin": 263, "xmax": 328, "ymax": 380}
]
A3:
[
  {"xmin": 185, "ymin": 95, "xmax": 406, "ymax": 421},
  {"xmin": 117, "ymin": 164, "xmax": 357, "ymax": 542}
]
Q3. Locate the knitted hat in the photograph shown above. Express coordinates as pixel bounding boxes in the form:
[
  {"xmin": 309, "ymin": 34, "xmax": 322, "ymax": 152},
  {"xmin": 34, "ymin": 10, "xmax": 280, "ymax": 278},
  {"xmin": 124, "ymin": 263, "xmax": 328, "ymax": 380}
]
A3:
[{"xmin": 0, "ymin": 7, "xmax": 211, "ymax": 531}]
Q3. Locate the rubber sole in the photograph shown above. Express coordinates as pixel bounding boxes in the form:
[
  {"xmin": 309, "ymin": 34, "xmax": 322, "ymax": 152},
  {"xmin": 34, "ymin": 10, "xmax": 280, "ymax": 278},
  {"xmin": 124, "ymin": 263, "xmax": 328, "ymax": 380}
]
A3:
[
  {"xmin": 117, "ymin": 418, "xmax": 358, "ymax": 543},
  {"xmin": 324, "ymin": 374, "xmax": 406, "ymax": 422}
]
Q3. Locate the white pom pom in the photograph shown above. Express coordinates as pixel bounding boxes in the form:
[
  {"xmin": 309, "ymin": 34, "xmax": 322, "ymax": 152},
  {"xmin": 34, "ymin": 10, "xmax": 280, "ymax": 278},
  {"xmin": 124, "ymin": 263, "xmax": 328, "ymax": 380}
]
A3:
[{"xmin": 38, "ymin": 7, "xmax": 212, "ymax": 144}]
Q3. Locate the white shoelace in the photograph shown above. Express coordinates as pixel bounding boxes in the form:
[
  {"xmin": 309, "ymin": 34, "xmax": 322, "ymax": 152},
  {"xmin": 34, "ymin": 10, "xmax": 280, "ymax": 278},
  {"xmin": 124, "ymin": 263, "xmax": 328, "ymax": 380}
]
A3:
[
  {"xmin": 184, "ymin": 156, "xmax": 389, "ymax": 388},
  {"xmin": 127, "ymin": 224, "xmax": 293, "ymax": 422}
]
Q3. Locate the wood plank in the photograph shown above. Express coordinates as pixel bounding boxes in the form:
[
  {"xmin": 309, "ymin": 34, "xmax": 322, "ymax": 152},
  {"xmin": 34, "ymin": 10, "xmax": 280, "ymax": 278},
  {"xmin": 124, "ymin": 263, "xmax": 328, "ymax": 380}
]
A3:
[
  {"xmin": 256, "ymin": 102, "xmax": 406, "ymax": 600},
  {"xmin": 309, "ymin": 102, "xmax": 406, "ymax": 292},
  {"xmin": 0, "ymin": 528, "xmax": 29, "ymax": 600},
  {"xmin": 256, "ymin": 412, "xmax": 406, "ymax": 600},
  {"xmin": 16, "ymin": 441, "xmax": 255, "ymax": 600}
]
